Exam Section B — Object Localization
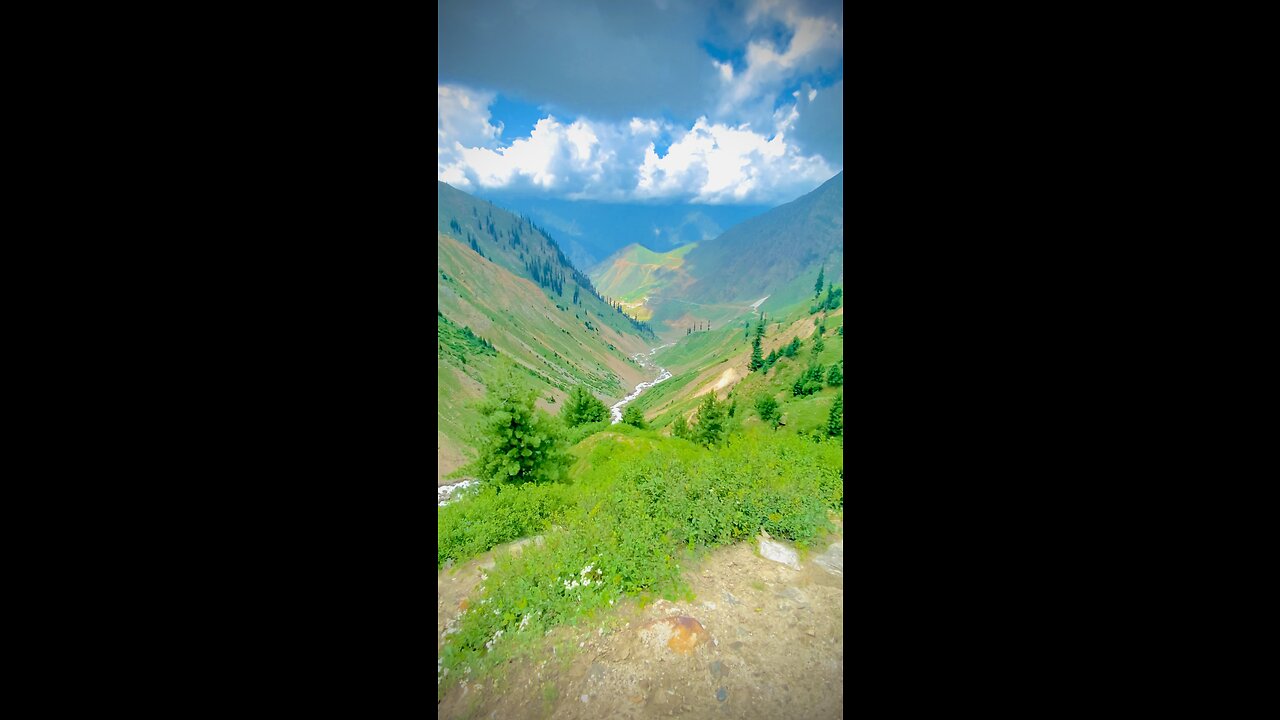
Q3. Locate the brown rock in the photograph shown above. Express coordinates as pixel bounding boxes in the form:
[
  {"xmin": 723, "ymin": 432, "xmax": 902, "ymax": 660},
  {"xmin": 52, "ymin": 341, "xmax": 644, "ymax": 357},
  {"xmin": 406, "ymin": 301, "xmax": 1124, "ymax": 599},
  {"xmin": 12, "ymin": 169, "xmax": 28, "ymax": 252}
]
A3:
[{"xmin": 639, "ymin": 615, "xmax": 711, "ymax": 654}]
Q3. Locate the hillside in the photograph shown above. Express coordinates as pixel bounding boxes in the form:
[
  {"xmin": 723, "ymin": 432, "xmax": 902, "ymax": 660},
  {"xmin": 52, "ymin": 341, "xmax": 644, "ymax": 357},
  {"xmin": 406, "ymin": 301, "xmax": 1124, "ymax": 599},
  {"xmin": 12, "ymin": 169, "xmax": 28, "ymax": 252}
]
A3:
[
  {"xmin": 437, "ymin": 183, "xmax": 662, "ymax": 483},
  {"xmin": 585, "ymin": 173, "xmax": 843, "ymax": 339},
  {"xmin": 588, "ymin": 242, "xmax": 697, "ymax": 320},
  {"xmin": 680, "ymin": 172, "xmax": 843, "ymax": 307}
]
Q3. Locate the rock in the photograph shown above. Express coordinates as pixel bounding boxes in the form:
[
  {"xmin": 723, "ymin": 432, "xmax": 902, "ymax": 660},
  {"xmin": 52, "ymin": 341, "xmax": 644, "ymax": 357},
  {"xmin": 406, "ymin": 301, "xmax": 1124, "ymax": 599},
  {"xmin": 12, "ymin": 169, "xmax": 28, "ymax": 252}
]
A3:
[
  {"xmin": 779, "ymin": 586, "xmax": 809, "ymax": 607},
  {"xmin": 709, "ymin": 660, "xmax": 723, "ymax": 678},
  {"xmin": 758, "ymin": 536, "xmax": 801, "ymax": 570},
  {"xmin": 813, "ymin": 542, "xmax": 843, "ymax": 576},
  {"xmin": 580, "ymin": 694, "xmax": 589, "ymax": 703},
  {"xmin": 716, "ymin": 687, "xmax": 728, "ymax": 702},
  {"xmin": 639, "ymin": 615, "xmax": 711, "ymax": 654},
  {"xmin": 723, "ymin": 591, "xmax": 741, "ymax": 605}
]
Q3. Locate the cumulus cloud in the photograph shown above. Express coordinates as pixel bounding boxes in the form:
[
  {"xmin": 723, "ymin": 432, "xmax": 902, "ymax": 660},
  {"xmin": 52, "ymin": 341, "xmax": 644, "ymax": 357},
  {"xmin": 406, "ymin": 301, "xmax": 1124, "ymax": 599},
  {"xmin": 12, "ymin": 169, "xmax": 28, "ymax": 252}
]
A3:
[
  {"xmin": 437, "ymin": 0, "xmax": 842, "ymax": 203},
  {"xmin": 711, "ymin": 0, "xmax": 843, "ymax": 133},
  {"xmin": 438, "ymin": 85, "xmax": 834, "ymax": 205}
]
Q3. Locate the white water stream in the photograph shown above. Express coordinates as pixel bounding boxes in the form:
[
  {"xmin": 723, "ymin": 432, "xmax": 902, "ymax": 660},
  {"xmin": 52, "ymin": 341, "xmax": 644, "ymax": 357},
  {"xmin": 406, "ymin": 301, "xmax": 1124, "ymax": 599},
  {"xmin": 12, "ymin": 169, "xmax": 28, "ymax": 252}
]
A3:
[
  {"xmin": 609, "ymin": 343, "xmax": 674, "ymax": 424},
  {"xmin": 439, "ymin": 344, "xmax": 675, "ymax": 507}
]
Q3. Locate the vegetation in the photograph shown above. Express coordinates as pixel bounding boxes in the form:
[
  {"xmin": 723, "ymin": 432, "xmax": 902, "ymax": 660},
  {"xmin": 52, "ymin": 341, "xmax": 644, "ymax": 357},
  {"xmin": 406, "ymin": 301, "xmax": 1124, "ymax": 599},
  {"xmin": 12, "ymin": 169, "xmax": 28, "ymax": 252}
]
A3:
[
  {"xmin": 691, "ymin": 393, "xmax": 727, "ymax": 447},
  {"xmin": 437, "ymin": 430, "xmax": 843, "ymax": 686},
  {"xmin": 755, "ymin": 395, "xmax": 780, "ymax": 427},
  {"xmin": 827, "ymin": 362, "xmax": 843, "ymax": 386},
  {"xmin": 792, "ymin": 364, "xmax": 827, "ymax": 397},
  {"xmin": 814, "ymin": 266, "xmax": 825, "ymax": 297},
  {"xmin": 621, "ymin": 405, "xmax": 646, "ymax": 428},
  {"xmin": 474, "ymin": 366, "xmax": 571, "ymax": 484},
  {"xmin": 827, "ymin": 393, "xmax": 843, "ymax": 437},
  {"xmin": 561, "ymin": 386, "xmax": 608, "ymax": 427}
]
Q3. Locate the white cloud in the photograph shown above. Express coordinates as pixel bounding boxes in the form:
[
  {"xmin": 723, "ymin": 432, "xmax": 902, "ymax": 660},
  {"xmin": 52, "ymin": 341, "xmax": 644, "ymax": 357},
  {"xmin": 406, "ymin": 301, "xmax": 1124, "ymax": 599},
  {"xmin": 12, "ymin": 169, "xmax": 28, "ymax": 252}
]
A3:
[
  {"xmin": 712, "ymin": 2, "xmax": 842, "ymax": 129},
  {"xmin": 437, "ymin": 78, "xmax": 836, "ymax": 204}
]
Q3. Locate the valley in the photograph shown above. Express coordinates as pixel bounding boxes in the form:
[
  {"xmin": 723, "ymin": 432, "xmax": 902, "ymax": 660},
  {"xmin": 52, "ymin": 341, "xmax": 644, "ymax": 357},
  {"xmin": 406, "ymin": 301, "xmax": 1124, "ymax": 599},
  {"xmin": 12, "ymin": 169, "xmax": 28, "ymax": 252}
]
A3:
[{"xmin": 437, "ymin": 174, "xmax": 844, "ymax": 720}]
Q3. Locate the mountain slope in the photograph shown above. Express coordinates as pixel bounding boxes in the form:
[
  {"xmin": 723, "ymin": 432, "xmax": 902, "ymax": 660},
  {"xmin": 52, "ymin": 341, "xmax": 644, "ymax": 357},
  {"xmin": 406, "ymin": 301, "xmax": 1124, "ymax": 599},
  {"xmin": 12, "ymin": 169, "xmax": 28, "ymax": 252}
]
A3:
[
  {"xmin": 679, "ymin": 171, "xmax": 842, "ymax": 308},
  {"xmin": 586, "ymin": 173, "xmax": 843, "ymax": 338},
  {"xmin": 437, "ymin": 183, "xmax": 660, "ymax": 482},
  {"xmin": 588, "ymin": 242, "xmax": 697, "ymax": 320}
]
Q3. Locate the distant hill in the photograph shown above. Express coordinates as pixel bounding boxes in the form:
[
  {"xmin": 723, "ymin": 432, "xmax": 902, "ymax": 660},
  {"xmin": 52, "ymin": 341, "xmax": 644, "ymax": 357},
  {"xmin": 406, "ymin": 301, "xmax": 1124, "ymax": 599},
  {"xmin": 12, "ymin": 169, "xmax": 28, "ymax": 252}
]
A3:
[
  {"xmin": 679, "ymin": 172, "xmax": 842, "ymax": 308},
  {"xmin": 588, "ymin": 173, "xmax": 843, "ymax": 337},
  {"xmin": 588, "ymin": 243, "xmax": 697, "ymax": 321}
]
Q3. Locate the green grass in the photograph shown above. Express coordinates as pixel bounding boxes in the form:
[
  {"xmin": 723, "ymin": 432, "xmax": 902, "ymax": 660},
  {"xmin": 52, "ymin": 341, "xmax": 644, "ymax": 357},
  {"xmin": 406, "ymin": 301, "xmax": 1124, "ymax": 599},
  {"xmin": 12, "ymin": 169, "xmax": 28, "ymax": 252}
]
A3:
[{"xmin": 437, "ymin": 429, "xmax": 843, "ymax": 692}]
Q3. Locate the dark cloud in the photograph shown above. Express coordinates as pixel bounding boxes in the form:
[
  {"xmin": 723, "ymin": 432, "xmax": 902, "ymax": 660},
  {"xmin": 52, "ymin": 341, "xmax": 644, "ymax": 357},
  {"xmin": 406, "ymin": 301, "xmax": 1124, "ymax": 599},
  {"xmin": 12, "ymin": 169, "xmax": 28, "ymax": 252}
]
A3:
[
  {"xmin": 790, "ymin": 80, "xmax": 842, "ymax": 165},
  {"xmin": 438, "ymin": 0, "xmax": 721, "ymax": 123}
]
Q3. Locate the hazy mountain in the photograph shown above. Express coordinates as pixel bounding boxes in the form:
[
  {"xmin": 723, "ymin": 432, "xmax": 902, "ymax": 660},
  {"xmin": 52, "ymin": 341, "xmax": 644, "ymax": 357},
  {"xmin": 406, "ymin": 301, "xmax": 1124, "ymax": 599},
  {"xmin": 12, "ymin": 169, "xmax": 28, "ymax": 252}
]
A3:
[
  {"xmin": 588, "ymin": 242, "xmax": 698, "ymax": 321},
  {"xmin": 468, "ymin": 192, "xmax": 772, "ymax": 265},
  {"xmin": 588, "ymin": 172, "xmax": 843, "ymax": 337}
]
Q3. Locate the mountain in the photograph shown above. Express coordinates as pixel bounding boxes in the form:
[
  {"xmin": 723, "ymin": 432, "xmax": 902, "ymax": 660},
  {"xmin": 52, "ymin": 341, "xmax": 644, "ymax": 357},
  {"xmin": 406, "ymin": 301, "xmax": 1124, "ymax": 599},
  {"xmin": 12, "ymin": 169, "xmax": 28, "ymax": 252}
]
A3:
[
  {"xmin": 437, "ymin": 182, "xmax": 657, "ymax": 482},
  {"xmin": 469, "ymin": 193, "xmax": 772, "ymax": 266},
  {"xmin": 679, "ymin": 172, "xmax": 842, "ymax": 307},
  {"xmin": 587, "ymin": 242, "xmax": 697, "ymax": 321},
  {"xmin": 588, "ymin": 172, "xmax": 843, "ymax": 337}
]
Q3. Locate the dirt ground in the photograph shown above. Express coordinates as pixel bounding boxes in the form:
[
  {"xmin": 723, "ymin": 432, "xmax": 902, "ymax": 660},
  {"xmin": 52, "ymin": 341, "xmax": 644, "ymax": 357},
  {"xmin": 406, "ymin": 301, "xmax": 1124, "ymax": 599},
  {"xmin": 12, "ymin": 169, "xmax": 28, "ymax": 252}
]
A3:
[{"xmin": 437, "ymin": 523, "xmax": 844, "ymax": 719}]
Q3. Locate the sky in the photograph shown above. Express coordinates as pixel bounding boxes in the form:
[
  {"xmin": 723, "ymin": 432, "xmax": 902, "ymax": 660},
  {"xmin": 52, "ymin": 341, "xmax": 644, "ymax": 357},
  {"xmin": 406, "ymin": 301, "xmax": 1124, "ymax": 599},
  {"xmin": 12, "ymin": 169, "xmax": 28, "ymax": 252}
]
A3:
[{"xmin": 438, "ymin": 0, "xmax": 843, "ymax": 208}]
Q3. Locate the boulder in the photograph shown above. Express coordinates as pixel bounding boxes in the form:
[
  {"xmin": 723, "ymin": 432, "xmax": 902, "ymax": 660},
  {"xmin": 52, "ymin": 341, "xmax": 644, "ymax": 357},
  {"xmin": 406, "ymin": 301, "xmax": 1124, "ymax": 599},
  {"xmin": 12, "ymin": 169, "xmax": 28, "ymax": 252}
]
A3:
[{"xmin": 758, "ymin": 536, "xmax": 801, "ymax": 570}]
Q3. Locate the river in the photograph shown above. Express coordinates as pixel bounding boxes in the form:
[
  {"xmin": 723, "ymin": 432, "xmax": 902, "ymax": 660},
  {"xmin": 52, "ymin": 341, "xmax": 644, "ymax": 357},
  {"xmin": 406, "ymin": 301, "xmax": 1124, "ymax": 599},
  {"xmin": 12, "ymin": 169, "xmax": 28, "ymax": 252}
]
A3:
[
  {"xmin": 609, "ymin": 343, "xmax": 674, "ymax": 424},
  {"xmin": 439, "ymin": 344, "xmax": 674, "ymax": 507}
]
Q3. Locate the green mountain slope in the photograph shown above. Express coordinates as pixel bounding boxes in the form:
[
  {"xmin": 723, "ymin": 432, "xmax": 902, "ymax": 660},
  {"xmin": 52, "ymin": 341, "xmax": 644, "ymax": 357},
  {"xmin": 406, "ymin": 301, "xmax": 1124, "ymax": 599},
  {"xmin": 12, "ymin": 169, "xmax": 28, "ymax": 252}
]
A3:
[
  {"xmin": 680, "ymin": 172, "xmax": 842, "ymax": 307},
  {"xmin": 585, "ymin": 173, "xmax": 843, "ymax": 339},
  {"xmin": 588, "ymin": 242, "xmax": 697, "ymax": 320},
  {"xmin": 437, "ymin": 183, "xmax": 661, "ymax": 483},
  {"xmin": 439, "ymin": 181, "xmax": 656, "ymax": 342}
]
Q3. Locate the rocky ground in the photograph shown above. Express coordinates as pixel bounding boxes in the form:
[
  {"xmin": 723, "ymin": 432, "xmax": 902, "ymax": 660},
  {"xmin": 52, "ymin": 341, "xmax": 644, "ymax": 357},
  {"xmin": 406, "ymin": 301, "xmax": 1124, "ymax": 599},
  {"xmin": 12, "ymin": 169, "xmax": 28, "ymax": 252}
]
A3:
[{"xmin": 437, "ymin": 522, "xmax": 843, "ymax": 719}]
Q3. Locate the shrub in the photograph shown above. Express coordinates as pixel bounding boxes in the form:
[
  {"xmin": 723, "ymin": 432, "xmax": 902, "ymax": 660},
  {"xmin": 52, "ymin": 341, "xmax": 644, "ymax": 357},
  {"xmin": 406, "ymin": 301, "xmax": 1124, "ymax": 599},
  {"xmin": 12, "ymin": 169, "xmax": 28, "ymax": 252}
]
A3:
[
  {"xmin": 621, "ymin": 405, "xmax": 646, "ymax": 428},
  {"xmin": 561, "ymin": 386, "xmax": 607, "ymax": 427}
]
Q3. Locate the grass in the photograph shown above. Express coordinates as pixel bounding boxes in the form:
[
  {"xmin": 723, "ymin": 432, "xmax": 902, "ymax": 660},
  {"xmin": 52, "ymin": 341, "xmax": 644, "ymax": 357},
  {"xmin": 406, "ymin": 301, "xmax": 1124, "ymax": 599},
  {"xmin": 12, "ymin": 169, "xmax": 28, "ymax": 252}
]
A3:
[{"xmin": 437, "ymin": 429, "xmax": 843, "ymax": 693}]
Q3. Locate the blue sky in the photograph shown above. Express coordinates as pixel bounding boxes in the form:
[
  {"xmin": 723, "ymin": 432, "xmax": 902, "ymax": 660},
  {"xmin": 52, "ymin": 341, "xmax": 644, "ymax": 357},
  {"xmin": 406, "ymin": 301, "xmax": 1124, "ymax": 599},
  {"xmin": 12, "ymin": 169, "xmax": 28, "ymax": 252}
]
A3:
[{"xmin": 438, "ymin": 0, "xmax": 843, "ymax": 207}]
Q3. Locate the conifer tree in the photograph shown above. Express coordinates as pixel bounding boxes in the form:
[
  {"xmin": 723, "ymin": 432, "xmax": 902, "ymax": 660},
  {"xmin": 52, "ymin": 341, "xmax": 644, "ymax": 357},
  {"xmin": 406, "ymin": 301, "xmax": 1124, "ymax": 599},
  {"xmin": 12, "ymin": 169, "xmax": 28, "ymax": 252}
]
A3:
[
  {"xmin": 827, "ymin": 393, "xmax": 843, "ymax": 437},
  {"xmin": 672, "ymin": 414, "xmax": 690, "ymax": 439},
  {"xmin": 561, "ymin": 386, "xmax": 607, "ymax": 427},
  {"xmin": 827, "ymin": 362, "xmax": 843, "ymax": 386},
  {"xmin": 749, "ymin": 335, "xmax": 763, "ymax": 371},
  {"xmin": 693, "ymin": 394, "xmax": 726, "ymax": 447},
  {"xmin": 814, "ymin": 267, "xmax": 825, "ymax": 297},
  {"xmin": 475, "ymin": 367, "xmax": 569, "ymax": 483},
  {"xmin": 622, "ymin": 405, "xmax": 646, "ymax": 428}
]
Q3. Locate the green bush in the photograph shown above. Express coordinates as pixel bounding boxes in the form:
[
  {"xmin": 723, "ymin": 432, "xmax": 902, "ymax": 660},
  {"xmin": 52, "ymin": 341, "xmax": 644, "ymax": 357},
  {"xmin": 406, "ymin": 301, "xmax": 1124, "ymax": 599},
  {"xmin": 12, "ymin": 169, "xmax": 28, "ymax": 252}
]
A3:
[
  {"xmin": 621, "ymin": 405, "xmax": 646, "ymax": 428},
  {"xmin": 438, "ymin": 433, "xmax": 843, "ymax": 685}
]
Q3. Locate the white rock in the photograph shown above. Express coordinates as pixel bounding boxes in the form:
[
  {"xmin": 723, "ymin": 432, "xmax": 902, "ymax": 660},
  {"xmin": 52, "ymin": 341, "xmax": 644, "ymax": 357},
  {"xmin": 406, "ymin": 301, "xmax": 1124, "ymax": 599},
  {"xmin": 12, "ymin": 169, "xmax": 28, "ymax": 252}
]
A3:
[
  {"xmin": 814, "ymin": 541, "xmax": 843, "ymax": 576},
  {"xmin": 758, "ymin": 536, "xmax": 801, "ymax": 570}
]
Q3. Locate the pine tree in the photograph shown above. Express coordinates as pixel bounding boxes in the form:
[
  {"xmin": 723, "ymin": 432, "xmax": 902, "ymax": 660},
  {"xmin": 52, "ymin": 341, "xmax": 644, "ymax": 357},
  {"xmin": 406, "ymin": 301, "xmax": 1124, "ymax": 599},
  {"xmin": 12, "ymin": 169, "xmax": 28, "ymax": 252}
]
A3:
[
  {"xmin": 622, "ymin": 405, "xmax": 646, "ymax": 428},
  {"xmin": 827, "ymin": 393, "xmax": 843, "ymax": 437},
  {"xmin": 814, "ymin": 267, "xmax": 825, "ymax": 298},
  {"xmin": 783, "ymin": 336, "xmax": 801, "ymax": 357},
  {"xmin": 827, "ymin": 363, "xmax": 843, "ymax": 386},
  {"xmin": 749, "ymin": 335, "xmax": 763, "ymax": 371},
  {"xmin": 561, "ymin": 386, "xmax": 607, "ymax": 427},
  {"xmin": 672, "ymin": 414, "xmax": 690, "ymax": 439},
  {"xmin": 755, "ymin": 395, "xmax": 780, "ymax": 427},
  {"xmin": 475, "ymin": 367, "xmax": 569, "ymax": 484},
  {"xmin": 693, "ymin": 394, "xmax": 726, "ymax": 447},
  {"xmin": 812, "ymin": 335, "xmax": 826, "ymax": 355},
  {"xmin": 573, "ymin": 284, "xmax": 580, "ymax": 305}
]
